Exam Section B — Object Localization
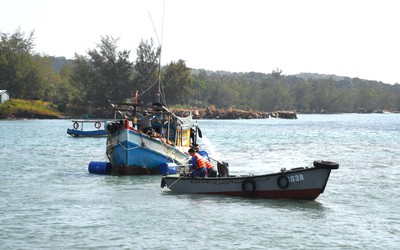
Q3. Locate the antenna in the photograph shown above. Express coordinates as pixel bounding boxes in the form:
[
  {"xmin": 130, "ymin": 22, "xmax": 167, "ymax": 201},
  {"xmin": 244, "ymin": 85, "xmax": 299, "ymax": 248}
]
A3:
[
  {"xmin": 148, "ymin": 11, "xmax": 161, "ymax": 47},
  {"xmin": 148, "ymin": 0, "xmax": 167, "ymax": 105}
]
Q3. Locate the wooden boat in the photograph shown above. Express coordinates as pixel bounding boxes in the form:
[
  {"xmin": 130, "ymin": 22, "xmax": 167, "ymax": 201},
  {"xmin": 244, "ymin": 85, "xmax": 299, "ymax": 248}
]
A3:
[
  {"xmin": 105, "ymin": 102, "xmax": 201, "ymax": 175},
  {"xmin": 161, "ymin": 160, "xmax": 339, "ymax": 200},
  {"xmin": 67, "ymin": 120, "xmax": 108, "ymax": 137}
]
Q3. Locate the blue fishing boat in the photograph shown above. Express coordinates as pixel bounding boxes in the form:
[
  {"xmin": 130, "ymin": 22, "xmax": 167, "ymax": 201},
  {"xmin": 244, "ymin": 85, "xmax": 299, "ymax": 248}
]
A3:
[
  {"xmin": 67, "ymin": 120, "xmax": 108, "ymax": 137},
  {"xmin": 103, "ymin": 22, "xmax": 203, "ymax": 175},
  {"xmin": 105, "ymin": 102, "xmax": 201, "ymax": 175}
]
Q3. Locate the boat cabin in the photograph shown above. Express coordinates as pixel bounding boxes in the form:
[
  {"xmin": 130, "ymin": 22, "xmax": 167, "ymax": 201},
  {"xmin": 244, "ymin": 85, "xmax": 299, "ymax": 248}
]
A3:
[{"xmin": 109, "ymin": 102, "xmax": 198, "ymax": 148}]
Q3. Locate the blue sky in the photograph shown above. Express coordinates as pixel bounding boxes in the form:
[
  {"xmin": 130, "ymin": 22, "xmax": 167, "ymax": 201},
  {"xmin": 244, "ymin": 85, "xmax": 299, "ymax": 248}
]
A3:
[{"xmin": 1, "ymin": 0, "xmax": 399, "ymax": 84}]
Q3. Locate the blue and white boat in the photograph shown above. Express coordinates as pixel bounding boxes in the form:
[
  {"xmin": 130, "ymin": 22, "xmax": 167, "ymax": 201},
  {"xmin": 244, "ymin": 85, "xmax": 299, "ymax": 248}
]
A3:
[
  {"xmin": 67, "ymin": 120, "xmax": 108, "ymax": 137},
  {"xmin": 105, "ymin": 102, "xmax": 201, "ymax": 175}
]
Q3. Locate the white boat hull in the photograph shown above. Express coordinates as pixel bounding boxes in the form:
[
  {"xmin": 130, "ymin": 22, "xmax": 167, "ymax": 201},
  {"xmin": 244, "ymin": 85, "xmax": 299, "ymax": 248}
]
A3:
[{"xmin": 161, "ymin": 161, "xmax": 339, "ymax": 200}]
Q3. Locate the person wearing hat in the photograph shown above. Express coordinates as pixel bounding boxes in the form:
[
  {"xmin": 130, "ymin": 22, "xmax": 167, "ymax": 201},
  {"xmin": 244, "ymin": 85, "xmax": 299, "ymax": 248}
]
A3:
[
  {"xmin": 193, "ymin": 145, "xmax": 217, "ymax": 177},
  {"xmin": 140, "ymin": 110, "xmax": 154, "ymax": 135},
  {"xmin": 188, "ymin": 148, "xmax": 207, "ymax": 178}
]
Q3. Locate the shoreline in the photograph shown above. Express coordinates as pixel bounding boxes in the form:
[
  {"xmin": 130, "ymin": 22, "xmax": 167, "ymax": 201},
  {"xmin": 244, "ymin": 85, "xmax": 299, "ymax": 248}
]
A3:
[{"xmin": 2, "ymin": 109, "xmax": 398, "ymax": 120}]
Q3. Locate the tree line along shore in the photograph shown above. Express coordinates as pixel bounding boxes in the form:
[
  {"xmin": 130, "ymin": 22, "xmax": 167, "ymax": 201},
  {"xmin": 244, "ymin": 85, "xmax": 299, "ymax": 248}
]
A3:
[
  {"xmin": 0, "ymin": 99, "xmax": 298, "ymax": 120},
  {"xmin": 1, "ymin": 30, "xmax": 400, "ymax": 120},
  {"xmin": 2, "ymin": 99, "xmax": 398, "ymax": 120}
]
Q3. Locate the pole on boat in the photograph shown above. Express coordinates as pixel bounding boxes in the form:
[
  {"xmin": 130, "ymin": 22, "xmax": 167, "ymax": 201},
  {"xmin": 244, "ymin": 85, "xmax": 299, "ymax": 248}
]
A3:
[{"xmin": 208, "ymin": 156, "xmax": 224, "ymax": 165}]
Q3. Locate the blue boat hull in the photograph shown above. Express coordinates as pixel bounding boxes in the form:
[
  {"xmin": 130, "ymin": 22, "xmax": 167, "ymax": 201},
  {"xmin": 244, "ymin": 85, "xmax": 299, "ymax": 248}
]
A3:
[
  {"xmin": 106, "ymin": 128, "xmax": 191, "ymax": 175},
  {"xmin": 67, "ymin": 128, "xmax": 108, "ymax": 137}
]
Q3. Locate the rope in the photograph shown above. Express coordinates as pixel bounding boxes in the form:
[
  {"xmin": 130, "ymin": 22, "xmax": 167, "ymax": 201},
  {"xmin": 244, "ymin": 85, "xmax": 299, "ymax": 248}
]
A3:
[
  {"xmin": 160, "ymin": 139, "xmax": 177, "ymax": 158},
  {"xmin": 166, "ymin": 175, "xmax": 185, "ymax": 189},
  {"xmin": 118, "ymin": 141, "xmax": 143, "ymax": 151},
  {"xmin": 137, "ymin": 78, "xmax": 159, "ymax": 97}
]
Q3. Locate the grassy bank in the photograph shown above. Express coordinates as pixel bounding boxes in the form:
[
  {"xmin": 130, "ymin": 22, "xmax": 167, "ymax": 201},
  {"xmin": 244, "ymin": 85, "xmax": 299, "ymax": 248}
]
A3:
[{"xmin": 0, "ymin": 99, "xmax": 62, "ymax": 119}]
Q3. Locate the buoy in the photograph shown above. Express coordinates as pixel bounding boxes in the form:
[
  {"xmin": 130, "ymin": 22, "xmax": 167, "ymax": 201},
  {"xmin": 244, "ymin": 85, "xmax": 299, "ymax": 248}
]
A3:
[
  {"xmin": 158, "ymin": 162, "xmax": 178, "ymax": 175},
  {"xmin": 88, "ymin": 161, "xmax": 112, "ymax": 175},
  {"xmin": 94, "ymin": 121, "xmax": 101, "ymax": 129}
]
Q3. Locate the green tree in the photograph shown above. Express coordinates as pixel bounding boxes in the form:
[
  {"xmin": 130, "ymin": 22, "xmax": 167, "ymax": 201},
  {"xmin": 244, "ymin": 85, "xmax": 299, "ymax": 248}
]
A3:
[
  {"xmin": 292, "ymin": 80, "xmax": 312, "ymax": 112},
  {"xmin": 73, "ymin": 36, "xmax": 134, "ymax": 111},
  {"xmin": 232, "ymin": 76, "xmax": 255, "ymax": 110},
  {"xmin": 218, "ymin": 80, "xmax": 239, "ymax": 109},
  {"xmin": 133, "ymin": 39, "xmax": 161, "ymax": 104},
  {"xmin": 0, "ymin": 29, "xmax": 42, "ymax": 99},
  {"xmin": 162, "ymin": 59, "xmax": 191, "ymax": 106},
  {"xmin": 190, "ymin": 69, "xmax": 208, "ymax": 107},
  {"xmin": 268, "ymin": 70, "xmax": 292, "ymax": 111},
  {"xmin": 42, "ymin": 62, "xmax": 81, "ymax": 112}
]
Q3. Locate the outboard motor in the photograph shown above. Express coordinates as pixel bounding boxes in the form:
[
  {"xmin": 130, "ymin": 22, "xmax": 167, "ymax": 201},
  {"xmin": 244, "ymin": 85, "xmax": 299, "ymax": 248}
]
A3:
[{"xmin": 217, "ymin": 161, "xmax": 229, "ymax": 177}]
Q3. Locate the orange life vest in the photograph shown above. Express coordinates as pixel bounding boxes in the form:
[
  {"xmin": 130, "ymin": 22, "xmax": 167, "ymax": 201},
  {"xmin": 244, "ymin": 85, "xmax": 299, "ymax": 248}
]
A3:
[
  {"xmin": 205, "ymin": 160, "xmax": 213, "ymax": 170},
  {"xmin": 194, "ymin": 153, "xmax": 207, "ymax": 169}
]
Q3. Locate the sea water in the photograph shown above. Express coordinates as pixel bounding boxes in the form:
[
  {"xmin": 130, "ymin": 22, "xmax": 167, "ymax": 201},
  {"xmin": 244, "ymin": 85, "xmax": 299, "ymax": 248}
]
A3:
[{"xmin": 0, "ymin": 114, "xmax": 399, "ymax": 249}]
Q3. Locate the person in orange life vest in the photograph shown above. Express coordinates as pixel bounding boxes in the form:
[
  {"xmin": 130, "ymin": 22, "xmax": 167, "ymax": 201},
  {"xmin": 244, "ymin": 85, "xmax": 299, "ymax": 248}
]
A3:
[
  {"xmin": 188, "ymin": 148, "xmax": 207, "ymax": 178},
  {"xmin": 193, "ymin": 146, "xmax": 218, "ymax": 177},
  {"xmin": 204, "ymin": 159, "xmax": 217, "ymax": 177}
]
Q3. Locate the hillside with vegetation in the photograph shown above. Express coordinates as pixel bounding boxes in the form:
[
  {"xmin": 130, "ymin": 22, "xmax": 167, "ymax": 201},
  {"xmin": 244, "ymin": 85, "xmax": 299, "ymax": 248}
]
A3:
[
  {"xmin": 1, "ymin": 29, "xmax": 399, "ymax": 119},
  {"xmin": 0, "ymin": 99, "xmax": 61, "ymax": 119}
]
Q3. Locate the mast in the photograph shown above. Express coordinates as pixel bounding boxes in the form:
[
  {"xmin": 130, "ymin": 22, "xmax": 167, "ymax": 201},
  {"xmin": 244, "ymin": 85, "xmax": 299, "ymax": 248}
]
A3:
[{"xmin": 149, "ymin": 0, "xmax": 166, "ymax": 105}]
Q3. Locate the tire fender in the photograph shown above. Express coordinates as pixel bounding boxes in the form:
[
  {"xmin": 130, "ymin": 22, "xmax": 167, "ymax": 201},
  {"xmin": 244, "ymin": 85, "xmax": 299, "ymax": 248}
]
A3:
[
  {"xmin": 313, "ymin": 160, "xmax": 339, "ymax": 169},
  {"xmin": 277, "ymin": 175, "xmax": 289, "ymax": 189},
  {"xmin": 241, "ymin": 179, "xmax": 256, "ymax": 196}
]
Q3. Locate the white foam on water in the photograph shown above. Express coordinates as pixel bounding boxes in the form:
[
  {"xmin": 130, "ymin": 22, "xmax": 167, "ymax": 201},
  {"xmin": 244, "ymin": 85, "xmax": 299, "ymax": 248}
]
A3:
[{"xmin": 199, "ymin": 135, "xmax": 222, "ymax": 162}]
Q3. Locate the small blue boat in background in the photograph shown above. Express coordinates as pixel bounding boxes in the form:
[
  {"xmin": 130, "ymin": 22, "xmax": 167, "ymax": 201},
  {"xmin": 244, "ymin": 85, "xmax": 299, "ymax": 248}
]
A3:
[{"xmin": 67, "ymin": 120, "xmax": 108, "ymax": 137}]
